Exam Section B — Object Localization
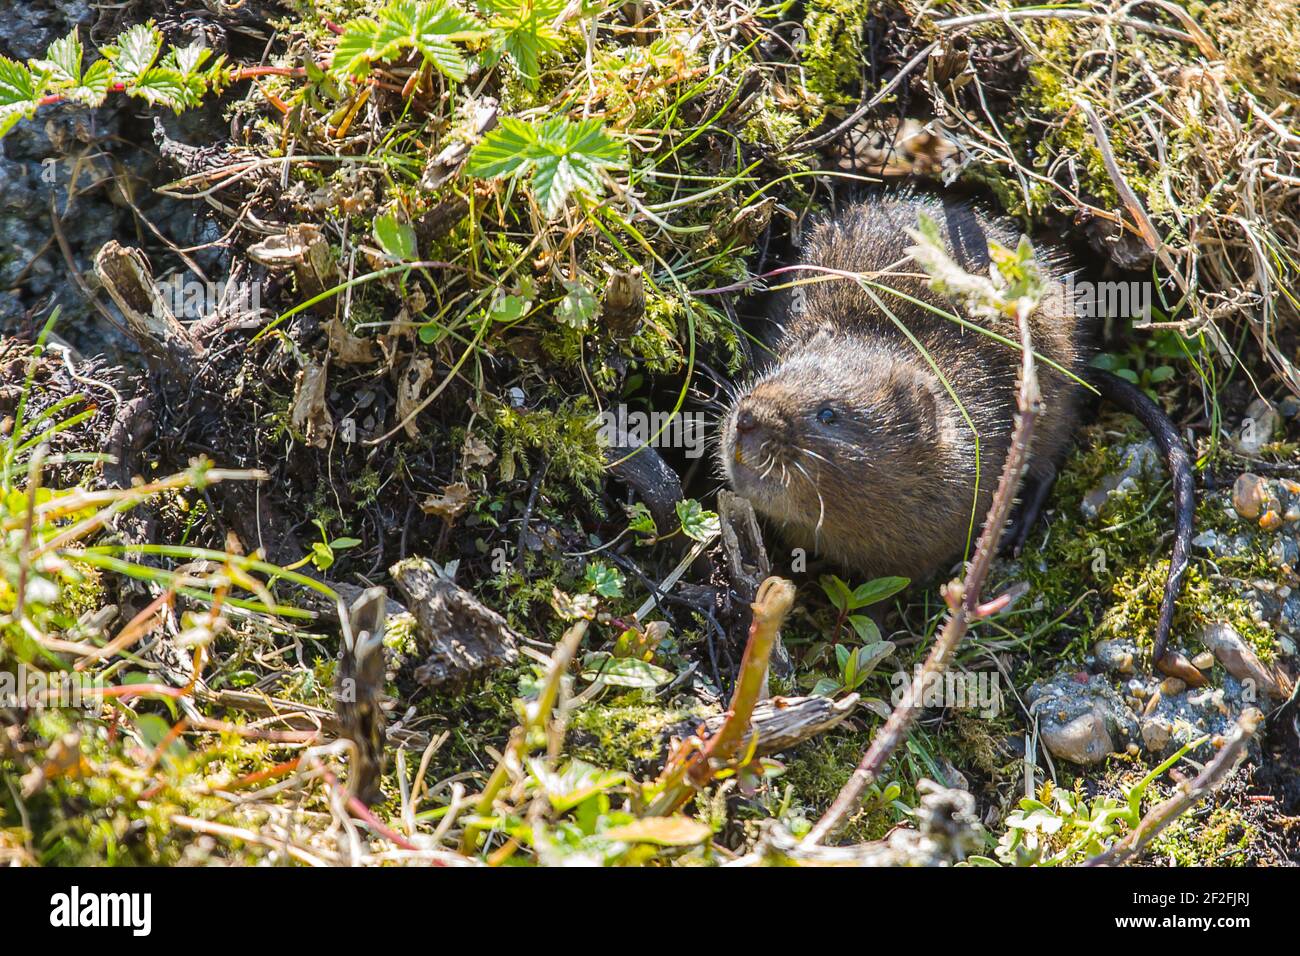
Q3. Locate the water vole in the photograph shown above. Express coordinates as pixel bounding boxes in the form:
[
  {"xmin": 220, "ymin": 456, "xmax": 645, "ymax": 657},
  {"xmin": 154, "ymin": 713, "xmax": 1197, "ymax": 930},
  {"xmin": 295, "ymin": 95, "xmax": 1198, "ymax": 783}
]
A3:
[{"xmin": 720, "ymin": 194, "xmax": 1194, "ymax": 667}]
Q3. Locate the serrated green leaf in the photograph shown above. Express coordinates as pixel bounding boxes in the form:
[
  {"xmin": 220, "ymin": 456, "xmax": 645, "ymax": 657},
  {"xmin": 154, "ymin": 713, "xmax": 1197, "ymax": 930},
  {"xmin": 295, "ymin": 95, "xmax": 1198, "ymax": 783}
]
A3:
[
  {"xmin": 131, "ymin": 67, "xmax": 189, "ymax": 109},
  {"xmin": 167, "ymin": 41, "xmax": 213, "ymax": 78},
  {"xmin": 333, "ymin": 1, "xmax": 486, "ymax": 81},
  {"xmin": 466, "ymin": 116, "xmax": 623, "ymax": 219},
  {"xmin": 583, "ymin": 562, "xmax": 624, "ymax": 598},
  {"xmin": 479, "ymin": 0, "xmax": 567, "ymax": 89},
  {"xmin": 464, "ymin": 116, "xmax": 533, "ymax": 177},
  {"xmin": 66, "ymin": 59, "xmax": 113, "ymax": 107},
  {"xmin": 556, "ymin": 280, "xmax": 597, "ymax": 328},
  {"xmin": 333, "ymin": 17, "xmax": 383, "ymax": 77},
  {"xmin": 107, "ymin": 23, "xmax": 163, "ymax": 85},
  {"xmin": 0, "ymin": 58, "xmax": 40, "ymax": 139},
  {"xmin": 675, "ymin": 498, "xmax": 719, "ymax": 542},
  {"xmin": 32, "ymin": 30, "xmax": 83, "ymax": 86}
]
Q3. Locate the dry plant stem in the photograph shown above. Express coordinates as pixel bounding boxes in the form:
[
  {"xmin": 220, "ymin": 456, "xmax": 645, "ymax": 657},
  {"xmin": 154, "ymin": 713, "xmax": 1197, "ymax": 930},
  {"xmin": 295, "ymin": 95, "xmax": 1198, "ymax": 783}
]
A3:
[
  {"xmin": 805, "ymin": 311, "xmax": 1041, "ymax": 846},
  {"xmin": 690, "ymin": 577, "xmax": 796, "ymax": 782},
  {"xmin": 648, "ymin": 577, "xmax": 796, "ymax": 815},
  {"xmin": 1085, "ymin": 708, "xmax": 1262, "ymax": 867},
  {"xmin": 459, "ymin": 618, "xmax": 589, "ymax": 854}
]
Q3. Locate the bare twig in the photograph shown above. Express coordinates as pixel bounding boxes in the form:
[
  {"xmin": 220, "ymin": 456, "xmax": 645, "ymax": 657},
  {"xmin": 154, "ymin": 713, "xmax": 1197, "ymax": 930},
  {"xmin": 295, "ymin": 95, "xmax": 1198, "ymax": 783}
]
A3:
[
  {"xmin": 1084, "ymin": 708, "xmax": 1262, "ymax": 867},
  {"xmin": 805, "ymin": 308, "xmax": 1041, "ymax": 846}
]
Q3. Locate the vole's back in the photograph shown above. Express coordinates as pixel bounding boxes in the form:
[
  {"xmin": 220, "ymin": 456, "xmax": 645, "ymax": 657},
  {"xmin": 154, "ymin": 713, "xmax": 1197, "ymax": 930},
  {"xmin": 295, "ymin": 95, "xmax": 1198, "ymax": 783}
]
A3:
[{"xmin": 792, "ymin": 193, "xmax": 1089, "ymax": 479}]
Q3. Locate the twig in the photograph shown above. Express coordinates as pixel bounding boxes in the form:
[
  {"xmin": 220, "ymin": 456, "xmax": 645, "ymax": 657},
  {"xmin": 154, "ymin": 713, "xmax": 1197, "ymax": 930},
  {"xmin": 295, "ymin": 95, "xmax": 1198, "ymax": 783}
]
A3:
[
  {"xmin": 1084, "ymin": 708, "xmax": 1262, "ymax": 866},
  {"xmin": 805, "ymin": 306, "xmax": 1041, "ymax": 845}
]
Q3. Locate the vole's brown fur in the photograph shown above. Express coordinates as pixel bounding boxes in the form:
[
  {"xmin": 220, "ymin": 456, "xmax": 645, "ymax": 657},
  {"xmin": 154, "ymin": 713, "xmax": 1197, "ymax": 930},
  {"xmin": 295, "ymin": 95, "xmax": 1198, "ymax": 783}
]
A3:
[{"xmin": 721, "ymin": 194, "xmax": 1092, "ymax": 582}]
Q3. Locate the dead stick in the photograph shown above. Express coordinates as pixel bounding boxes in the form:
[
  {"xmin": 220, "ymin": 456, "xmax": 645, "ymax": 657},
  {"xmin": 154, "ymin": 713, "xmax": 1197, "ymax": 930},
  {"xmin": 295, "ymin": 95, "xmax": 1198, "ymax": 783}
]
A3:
[
  {"xmin": 806, "ymin": 309, "xmax": 1041, "ymax": 845},
  {"xmin": 1084, "ymin": 708, "xmax": 1262, "ymax": 867}
]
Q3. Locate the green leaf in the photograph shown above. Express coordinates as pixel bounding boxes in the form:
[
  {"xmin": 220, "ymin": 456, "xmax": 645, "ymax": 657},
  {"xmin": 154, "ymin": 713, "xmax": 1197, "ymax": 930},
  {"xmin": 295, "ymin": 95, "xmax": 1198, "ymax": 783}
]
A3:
[
  {"xmin": 465, "ymin": 116, "xmax": 623, "ymax": 219},
  {"xmin": 846, "ymin": 641, "xmax": 895, "ymax": 687},
  {"xmin": 373, "ymin": 213, "xmax": 418, "ymax": 261},
  {"xmin": 811, "ymin": 677, "xmax": 842, "ymax": 698},
  {"xmin": 818, "ymin": 574, "xmax": 853, "ymax": 612},
  {"xmin": 626, "ymin": 501, "xmax": 656, "ymax": 535},
  {"xmin": 583, "ymin": 562, "xmax": 624, "ymax": 598},
  {"xmin": 106, "ymin": 23, "xmax": 163, "ymax": 86},
  {"xmin": 556, "ymin": 280, "xmax": 597, "ymax": 328},
  {"xmin": 847, "ymin": 614, "xmax": 881, "ymax": 643},
  {"xmin": 850, "ymin": 576, "xmax": 910, "ymax": 608},
  {"xmin": 332, "ymin": 1, "xmax": 487, "ymax": 82},
  {"xmin": 0, "ymin": 57, "xmax": 40, "ymax": 139},
  {"xmin": 478, "ymin": 0, "xmax": 567, "ymax": 90},
  {"xmin": 329, "ymin": 537, "xmax": 362, "ymax": 550},
  {"xmin": 581, "ymin": 652, "xmax": 672, "ymax": 688},
  {"xmin": 32, "ymin": 30, "xmax": 83, "ymax": 86},
  {"xmin": 464, "ymin": 116, "xmax": 533, "ymax": 178},
  {"xmin": 310, "ymin": 541, "xmax": 335, "ymax": 571},
  {"xmin": 528, "ymin": 757, "xmax": 626, "ymax": 812},
  {"xmin": 68, "ymin": 59, "xmax": 113, "ymax": 107},
  {"xmin": 131, "ymin": 67, "xmax": 189, "ymax": 109},
  {"xmin": 167, "ymin": 41, "xmax": 214, "ymax": 78},
  {"xmin": 333, "ymin": 17, "xmax": 383, "ymax": 77},
  {"xmin": 487, "ymin": 293, "xmax": 529, "ymax": 323},
  {"xmin": 675, "ymin": 498, "xmax": 719, "ymax": 542}
]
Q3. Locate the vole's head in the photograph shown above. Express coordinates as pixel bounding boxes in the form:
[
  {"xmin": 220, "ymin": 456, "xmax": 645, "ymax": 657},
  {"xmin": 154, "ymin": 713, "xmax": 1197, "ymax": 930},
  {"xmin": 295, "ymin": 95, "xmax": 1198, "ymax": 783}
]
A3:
[{"xmin": 720, "ymin": 335, "xmax": 953, "ymax": 542}]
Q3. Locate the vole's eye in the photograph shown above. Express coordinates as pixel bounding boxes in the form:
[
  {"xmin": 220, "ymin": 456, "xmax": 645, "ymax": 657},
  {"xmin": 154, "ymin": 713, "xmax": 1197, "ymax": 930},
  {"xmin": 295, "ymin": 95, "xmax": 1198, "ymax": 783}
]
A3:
[{"xmin": 816, "ymin": 407, "xmax": 835, "ymax": 425}]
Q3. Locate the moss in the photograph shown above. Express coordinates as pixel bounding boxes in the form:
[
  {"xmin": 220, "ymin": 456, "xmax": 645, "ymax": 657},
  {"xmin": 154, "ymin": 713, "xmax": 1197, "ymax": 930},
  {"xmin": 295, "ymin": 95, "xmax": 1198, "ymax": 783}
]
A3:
[
  {"xmin": 1201, "ymin": 0, "xmax": 1300, "ymax": 108},
  {"xmin": 1149, "ymin": 805, "xmax": 1256, "ymax": 866},
  {"xmin": 568, "ymin": 694, "xmax": 707, "ymax": 770},
  {"xmin": 800, "ymin": 0, "xmax": 870, "ymax": 108},
  {"xmin": 490, "ymin": 398, "xmax": 607, "ymax": 494},
  {"xmin": 777, "ymin": 728, "xmax": 902, "ymax": 843}
]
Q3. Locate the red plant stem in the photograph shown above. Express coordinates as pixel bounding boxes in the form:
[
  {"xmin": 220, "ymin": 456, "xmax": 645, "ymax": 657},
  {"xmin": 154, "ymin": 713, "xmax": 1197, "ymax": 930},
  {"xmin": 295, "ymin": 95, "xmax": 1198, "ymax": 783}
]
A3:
[{"xmin": 35, "ymin": 67, "xmax": 307, "ymax": 109}]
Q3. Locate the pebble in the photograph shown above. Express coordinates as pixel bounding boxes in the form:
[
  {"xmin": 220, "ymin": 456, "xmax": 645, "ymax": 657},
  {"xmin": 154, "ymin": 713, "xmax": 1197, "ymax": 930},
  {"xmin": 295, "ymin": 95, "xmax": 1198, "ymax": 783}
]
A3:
[
  {"xmin": 1232, "ymin": 473, "xmax": 1270, "ymax": 521},
  {"xmin": 1235, "ymin": 398, "xmax": 1280, "ymax": 456},
  {"xmin": 1159, "ymin": 677, "xmax": 1186, "ymax": 696},
  {"xmin": 1192, "ymin": 651, "xmax": 1215, "ymax": 670},
  {"xmin": 1200, "ymin": 622, "xmax": 1283, "ymax": 700},
  {"xmin": 1041, "ymin": 708, "xmax": 1116, "ymax": 765}
]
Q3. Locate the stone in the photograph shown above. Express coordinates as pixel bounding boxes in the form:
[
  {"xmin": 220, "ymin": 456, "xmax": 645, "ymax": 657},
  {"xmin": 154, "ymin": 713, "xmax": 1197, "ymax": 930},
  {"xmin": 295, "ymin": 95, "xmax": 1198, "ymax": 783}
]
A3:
[
  {"xmin": 1235, "ymin": 399, "xmax": 1280, "ymax": 456},
  {"xmin": 1231, "ymin": 473, "xmax": 1270, "ymax": 521},
  {"xmin": 1200, "ymin": 622, "xmax": 1283, "ymax": 700},
  {"xmin": 1041, "ymin": 708, "xmax": 1116, "ymax": 765}
]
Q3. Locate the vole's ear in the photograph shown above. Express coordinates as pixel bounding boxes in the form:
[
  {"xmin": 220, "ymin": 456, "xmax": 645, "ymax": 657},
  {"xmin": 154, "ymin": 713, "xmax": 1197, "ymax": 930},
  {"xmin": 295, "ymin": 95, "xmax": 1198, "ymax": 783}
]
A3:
[{"xmin": 889, "ymin": 373, "xmax": 940, "ymax": 441}]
